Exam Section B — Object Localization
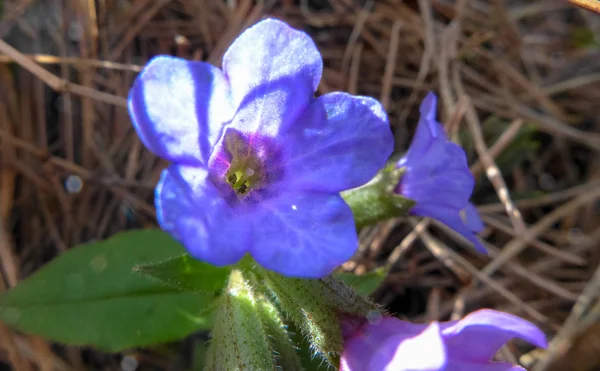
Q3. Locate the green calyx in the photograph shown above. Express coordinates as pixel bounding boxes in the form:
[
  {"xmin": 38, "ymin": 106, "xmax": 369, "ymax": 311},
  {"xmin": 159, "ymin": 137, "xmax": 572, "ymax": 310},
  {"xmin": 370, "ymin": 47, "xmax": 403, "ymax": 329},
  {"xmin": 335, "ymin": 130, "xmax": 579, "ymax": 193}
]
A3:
[
  {"xmin": 223, "ymin": 129, "xmax": 264, "ymax": 195},
  {"xmin": 341, "ymin": 162, "xmax": 416, "ymax": 229},
  {"xmin": 205, "ymin": 269, "xmax": 276, "ymax": 371},
  {"xmin": 132, "ymin": 251, "xmax": 388, "ymax": 370}
]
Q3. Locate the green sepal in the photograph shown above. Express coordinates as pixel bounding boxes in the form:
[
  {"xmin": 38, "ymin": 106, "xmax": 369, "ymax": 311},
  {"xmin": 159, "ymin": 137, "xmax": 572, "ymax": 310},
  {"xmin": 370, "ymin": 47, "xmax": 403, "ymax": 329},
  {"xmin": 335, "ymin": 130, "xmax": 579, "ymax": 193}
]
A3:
[
  {"xmin": 315, "ymin": 275, "xmax": 379, "ymax": 316},
  {"xmin": 244, "ymin": 271, "xmax": 303, "ymax": 370},
  {"xmin": 257, "ymin": 269, "xmax": 381, "ymax": 368},
  {"xmin": 204, "ymin": 270, "xmax": 275, "ymax": 371},
  {"xmin": 256, "ymin": 293, "xmax": 303, "ymax": 371},
  {"xmin": 289, "ymin": 321, "xmax": 334, "ymax": 371},
  {"xmin": 134, "ymin": 253, "xmax": 230, "ymax": 293},
  {"xmin": 341, "ymin": 164, "xmax": 415, "ymax": 229},
  {"xmin": 260, "ymin": 270, "xmax": 342, "ymax": 366}
]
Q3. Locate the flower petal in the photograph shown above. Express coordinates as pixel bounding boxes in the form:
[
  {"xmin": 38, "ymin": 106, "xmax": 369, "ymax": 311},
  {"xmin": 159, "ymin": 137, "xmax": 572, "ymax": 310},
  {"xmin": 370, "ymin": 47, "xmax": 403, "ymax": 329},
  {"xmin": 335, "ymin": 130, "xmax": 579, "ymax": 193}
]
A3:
[
  {"xmin": 281, "ymin": 93, "xmax": 393, "ymax": 192},
  {"xmin": 441, "ymin": 309, "xmax": 548, "ymax": 363},
  {"xmin": 462, "ymin": 203, "xmax": 485, "ymax": 233},
  {"xmin": 341, "ymin": 331, "xmax": 375, "ymax": 371},
  {"xmin": 128, "ymin": 56, "xmax": 233, "ymax": 165},
  {"xmin": 371, "ymin": 322, "xmax": 447, "ymax": 371},
  {"xmin": 249, "ymin": 191, "xmax": 357, "ymax": 278},
  {"xmin": 420, "ymin": 91, "xmax": 439, "ymax": 123},
  {"xmin": 447, "ymin": 361, "xmax": 526, "ymax": 371},
  {"xmin": 222, "ymin": 19, "xmax": 322, "ymax": 135},
  {"xmin": 341, "ymin": 317, "xmax": 420, "ymax": 371},
  {"xmin": 397, "ymin": 92, "xmax": 485, "ymax": 253},
  {"xmin": 400, "ymin": 139, "xmax": 474, "ymax": 210},
  {"xmin": 155, "ymin": 165, "xmax": 250, "ymax": 266},
  {"xmin": 398, "ymin": 92, "xmax": 445, "ymax": 166},
  {"xmin": 412, "ymin": 205, "xmax": 486, "ymax": 253},
  {"xmin": 225, "ymin": 86, "xmax": 304, "ymax": 139}
]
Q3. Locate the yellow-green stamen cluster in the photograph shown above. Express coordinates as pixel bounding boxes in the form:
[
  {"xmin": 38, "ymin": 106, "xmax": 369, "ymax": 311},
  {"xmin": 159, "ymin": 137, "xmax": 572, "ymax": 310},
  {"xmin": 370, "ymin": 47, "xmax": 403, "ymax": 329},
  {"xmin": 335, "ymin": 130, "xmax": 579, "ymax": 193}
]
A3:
[{"xmin": 223, "ymin": 129, "xmax": 264, "ymax": 195}]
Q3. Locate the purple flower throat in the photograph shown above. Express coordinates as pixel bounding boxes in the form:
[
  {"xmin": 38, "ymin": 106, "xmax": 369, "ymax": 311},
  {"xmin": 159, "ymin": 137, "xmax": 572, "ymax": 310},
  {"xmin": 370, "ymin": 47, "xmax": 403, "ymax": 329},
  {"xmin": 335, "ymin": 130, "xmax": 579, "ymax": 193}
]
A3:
[{"xmin": 210, "ymin": 129, "xmax": 283, "ymax": 205}]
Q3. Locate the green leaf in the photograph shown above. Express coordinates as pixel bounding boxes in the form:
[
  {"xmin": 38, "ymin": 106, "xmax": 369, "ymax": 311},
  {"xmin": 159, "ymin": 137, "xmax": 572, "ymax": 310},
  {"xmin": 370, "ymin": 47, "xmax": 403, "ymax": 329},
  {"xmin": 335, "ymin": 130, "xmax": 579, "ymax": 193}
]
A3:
[
  {"xmin": 335, "ymin": 267, "xmax": 387, "ymax": 296},
  {"xmin": 0, "ymin": 229, "xmax": 217, "ymax": 351},
  {"xmin": 134, "ymin": 253, "xmax": 230, "ymax": 293}
]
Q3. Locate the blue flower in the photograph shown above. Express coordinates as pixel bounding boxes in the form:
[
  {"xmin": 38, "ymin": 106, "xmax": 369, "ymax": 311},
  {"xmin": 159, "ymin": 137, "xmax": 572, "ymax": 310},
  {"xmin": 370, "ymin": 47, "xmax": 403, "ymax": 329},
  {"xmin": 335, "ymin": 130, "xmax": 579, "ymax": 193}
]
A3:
[
  {"xmin": 340, "ymin": 309, "xmax": 547, "ymax": 371},
  {"xmin": 127, "ymin": 19, "xmax": 393, "ymax": 278},
  {"xmin": 396, "ymin": 92, "xmax": 485, "ymax": 253}
]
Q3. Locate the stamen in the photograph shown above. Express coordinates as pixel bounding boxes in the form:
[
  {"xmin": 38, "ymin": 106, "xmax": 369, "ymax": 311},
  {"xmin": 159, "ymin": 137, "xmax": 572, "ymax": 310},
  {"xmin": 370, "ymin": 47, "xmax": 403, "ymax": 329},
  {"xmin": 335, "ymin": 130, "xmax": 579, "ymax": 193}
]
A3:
[{"xmin": 221, "ymin": 128, "xmax": 270, "ymax": 196}]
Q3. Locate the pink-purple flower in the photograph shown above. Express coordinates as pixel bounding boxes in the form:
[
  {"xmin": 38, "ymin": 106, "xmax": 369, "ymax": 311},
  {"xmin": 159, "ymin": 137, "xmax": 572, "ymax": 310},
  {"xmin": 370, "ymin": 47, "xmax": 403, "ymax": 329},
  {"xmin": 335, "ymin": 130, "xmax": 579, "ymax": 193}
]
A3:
[
  {"xmin": 396, "ymin": 92, "xmax": 485, "ymax": 253},
  {"xmin": 340, "ymin": 309, "xmax": 548, "ymax": 371},
  {"xmin": 127, "ymin": 19, "xmax": 393, "ymax": 278}
]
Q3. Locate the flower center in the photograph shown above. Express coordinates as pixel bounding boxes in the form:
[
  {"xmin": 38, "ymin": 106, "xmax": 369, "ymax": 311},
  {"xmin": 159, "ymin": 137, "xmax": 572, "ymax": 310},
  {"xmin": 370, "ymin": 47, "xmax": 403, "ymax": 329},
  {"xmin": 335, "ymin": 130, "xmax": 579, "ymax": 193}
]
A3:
[{"xmin": 223, "ymin": 129, "xmax": 265, "ymax": 195}]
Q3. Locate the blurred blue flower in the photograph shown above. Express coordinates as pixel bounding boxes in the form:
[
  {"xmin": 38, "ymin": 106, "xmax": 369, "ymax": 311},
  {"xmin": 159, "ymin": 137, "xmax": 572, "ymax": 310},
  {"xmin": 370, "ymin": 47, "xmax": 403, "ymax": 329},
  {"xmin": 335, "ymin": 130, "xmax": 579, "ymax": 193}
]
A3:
[
  {"xmin": 396, "ymin": 92, "xmax": 485, "ymax": 253},
  {"xmin": 341, "ymin": 309, "xmax": 547, "ymax": 371},
  {"xmin": 128, "ymin": 19, "xmax": 393, "ymax": 278}
]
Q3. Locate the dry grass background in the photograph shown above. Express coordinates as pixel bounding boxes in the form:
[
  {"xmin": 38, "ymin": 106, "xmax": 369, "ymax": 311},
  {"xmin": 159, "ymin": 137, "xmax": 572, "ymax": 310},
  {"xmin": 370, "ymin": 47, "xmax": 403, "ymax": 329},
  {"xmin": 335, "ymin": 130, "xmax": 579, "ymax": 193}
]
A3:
[{"xmin": 0, "ymin": 0, "xmax": 600, "ymax": 370}]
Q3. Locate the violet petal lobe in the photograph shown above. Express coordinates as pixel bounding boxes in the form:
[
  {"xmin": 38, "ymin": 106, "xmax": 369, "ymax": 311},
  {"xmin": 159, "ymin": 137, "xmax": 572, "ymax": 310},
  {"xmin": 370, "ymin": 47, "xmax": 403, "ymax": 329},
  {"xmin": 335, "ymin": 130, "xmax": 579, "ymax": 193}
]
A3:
[
  {"xmin": 398, "ymin": 91, "xmax": 442, "ymax": 167},
  {"xmin": 341, "ymin": 317, "xmax": 432, "ymax": 371},
  {"xmin": 155, "ymin": 165, "xmax": 250, "ymax": 266},
  {"xmin": 128, "ymin": 56, "xmax": 233, "ymax": 165},
  {"xmin": 249, "ymin": 191, "xmax": 357, "ymax": 278},
  {"xmin": 225, "ymin": 85, "xmax": 304, "ymax": 144},
  {"xmin": 440, "ymin": 309, "xmax": 548, "ymax": 363},
  {"xmin": 281, "ymin": 92, "xmax": 393, "ymax": 192},
  {"xmin": 412, "ymin": 205, "xmax": 486, "ymax": 253},
  {"xmin": 370, "ymin": 323, "xmax": 447, "ymax": 371},
  {"xmin": 447, "ymin": 361, "xmax": 527, "ymax": 371},
  {"xmin": 340, "ymin": 317, "xmax": 398, "ymax": 371},
  {"xmin": 400, "ymin": 136, "xmax": 474, "ymax": 210},
  {"xmin": 463, "ymin": 202, "xmax": 485, "ymax": 233},
  {"xmin": 222, "ymin": 19, "xmax": 322, "ymax": 136}
]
